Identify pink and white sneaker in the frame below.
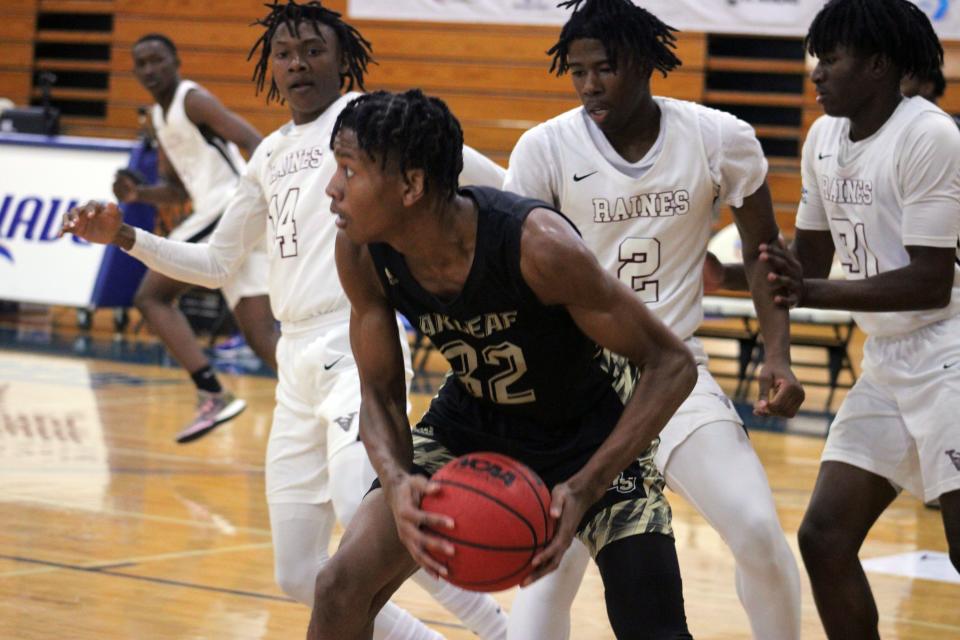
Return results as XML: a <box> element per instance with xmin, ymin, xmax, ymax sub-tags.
<box><xmin>175</xmin><ymin>390</ymin><xmax>246</xmax><ymax>444</ymax></box>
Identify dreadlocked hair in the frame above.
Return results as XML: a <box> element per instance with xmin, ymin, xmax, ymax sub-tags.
<box><xmin>249</xmin><ymin>0</ymin><xmax>373</xmax><ymax>103</ymax></box>
<box><xmin>806</xmin><ymin>0</ymin><xmax>943</xmax><ymax>79</ymax></box>
<box><xmin>331</xmin><ymin>90</ymin><xmax>464</xmax><ymax>202</ymax></box>
<box><xmin>548</xmin><ymin>0</ymin><xmax>681</xmax><ymax>77</ymax></box>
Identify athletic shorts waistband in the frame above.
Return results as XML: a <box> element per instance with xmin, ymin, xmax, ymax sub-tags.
<box><xmin>280</xmin><ymin>307</ymin><xmax>351</xmax><ymax>337</ymax></box>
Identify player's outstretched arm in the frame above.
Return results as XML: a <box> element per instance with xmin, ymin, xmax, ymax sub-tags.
<box><xmin>61</xmin><ymin>177</ymin><xmax>265</xmax><ymax>290</ymax></box>
<box><xmin>768</xmin><ymin>235</ymin><xmax>956</xmax><ymax>312</ymax></box>
<box><xmin>184</xmin><ymin>87</ymin><xmax>262</xmax><ymax>156</ymax></box>
<box><xmin>518</xmin><ymin>208</ymin><xmax>697</xmax><ymax>583</ymax></box>
<box><xmin>732</xmin><ymin>181</ymin><xmax>804</xmax><ymax>417</ymax></box>
<box><xmin>334</xmin><ymin>232</ymin><xmax>455</xmax><ymax>578</ymax></box>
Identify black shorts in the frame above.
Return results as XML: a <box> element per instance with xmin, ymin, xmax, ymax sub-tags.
<box><xmin>370</xmin><ymin>424</ymin><xmax>673</xmax><ymax>558</ymax></box>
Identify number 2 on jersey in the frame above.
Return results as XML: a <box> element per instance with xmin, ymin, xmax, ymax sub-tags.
<box><xmin>618</xmin><ymin>237</ymin><xmax>661</xmax><ymax>302</ymax></box>
<box><xmin>269</xmin><ymin>187</ymin><xmax>299</xmax><ymax>258</ymax></box>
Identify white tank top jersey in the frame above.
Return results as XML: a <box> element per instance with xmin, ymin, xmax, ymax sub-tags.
<box><xmin>130</xmin><ymin>91</ymin><xmax>505</xmax><ymax>325</ymax></box>
<box><xmin>796</xmin><ymin>97</ymin><xmax>960</xmax><ymax>337</ymax></box>
<box><xmin>505</xmin><ymin>97</ymin><xmax>767</xmax><ymax>340</ymax></box>
<box><xmin>150</xmin><ymin>79</ymin><xmax>246</xmax><ymax>240</ymax></box>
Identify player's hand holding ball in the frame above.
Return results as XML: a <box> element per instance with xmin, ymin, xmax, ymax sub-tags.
<box><xmin>524</xmin><ymin>474</ymin><xmax>597</xmax><ymax>586</ymax></box>
<box><xmin>386</xmin><ymin>472</ymin><xmax>456</xmax><ymax>580</ymax></box>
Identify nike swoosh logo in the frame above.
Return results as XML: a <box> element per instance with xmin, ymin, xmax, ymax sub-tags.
<box><xmin>323</xmin><ymin>356</ymin><xmax>345</xmax><ymax>371</ymax></box>
<box><xmin>818</xmin><ymin>153</ymin><xmax>833</xmax><ymax>160</ymax></box>
<box><xmin>573</xmin><ymin>171</ymin><xmax>598</xmax><ymax>182</ymax></box>
<box><xmin>944</xmin><ymin>361</ymin><xmax>957</xmax><ymax>369</ymax></box>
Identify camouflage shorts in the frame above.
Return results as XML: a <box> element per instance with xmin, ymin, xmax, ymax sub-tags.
<box><xmin>411</xmin><ymin>426</ymin><xmax>673</xmax><ymax>558</ymax></box>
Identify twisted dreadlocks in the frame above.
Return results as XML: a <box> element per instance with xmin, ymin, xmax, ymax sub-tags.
<box><xmin>331</xmin><ymin>90</ymin><xmax>464</xmax><ymax>202</ymax></box>
<box><xmin>548</xmin><ymin>0</ymin><xmax>681</xmax><ymax>78</ymax></box>
<box><xmin>806</xmin><ymin>0</ymin><xmax>943</xmax><ymax>79</ymax></box>
<box><xmin>249</xmin><ymin>0</ymin><xmax>373</xmax><ymax>103</ymax></box>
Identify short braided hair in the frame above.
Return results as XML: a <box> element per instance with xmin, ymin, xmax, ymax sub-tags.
<box><xmin>331</xmin><ymin>90</ymin><xmax>463</xmax><ymax>201</ymax></box>
<box><xmin>806</xmin><ymin>0</ymin><xmax>943</xmax><ymax>78</ymax></box>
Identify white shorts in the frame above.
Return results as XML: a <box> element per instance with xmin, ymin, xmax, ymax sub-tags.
<box><xmin>169</xmin><ymin>211</ymin><xmax>269</xmax><ymax>309</ymax></box>
<box><xmin>654</xmin><ymin>337</ymin><xmax>743</xmax><ymax>472</ymax></box>
<box><xmin>266</xmin><ymin>310</ymin><xmax>412</xmax><ymax>505</ymax></box>
<box><xmin>822</xmin><ymin>314</ymin><xmax>960</xmax><ymax>503</ymax></box>
<box><xmin>220</xmin><ymin>243</ymin><xmax>269</xmax><ymax>309</ymax></box>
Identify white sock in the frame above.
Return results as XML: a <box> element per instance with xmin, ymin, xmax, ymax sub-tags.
<box><xmin>412</xmin><ymin>570</ymin><xmax>508</xmax><ymax>640</ymax></box>
<box><xmin>375</xmin><ymin>602</ymin><xmax>445</xmax><ymax>640</ymax></box>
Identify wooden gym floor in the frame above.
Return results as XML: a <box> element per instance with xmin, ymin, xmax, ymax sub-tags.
<box><xmin>0</xmin><ymin>312</ymin><xmax>957</xmax><ymax>639</ymax></box>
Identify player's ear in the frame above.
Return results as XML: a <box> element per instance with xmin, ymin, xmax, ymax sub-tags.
<box><xmin>400</xmin><ymin>168</ymin><xmax>426</xmax><ymax>207</ymax></box>
<box><xmin>868</xmin><ymin>52</ymin><xmax>891</xmax><ymax>80</ymax></box>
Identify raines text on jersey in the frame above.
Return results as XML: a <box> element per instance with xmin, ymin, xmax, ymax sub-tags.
<box><xmin>418</xmin><ymin>311</ymin><xmax>519</xmax><ymax>339</ymax></box>
<box><xmin>820</xmin><ymin>175</ymin><xmax>874</xmax><ymax>205</ymax></box>
<box><xmin>592</xmin><ymin>189</ymin><xmax>690</xmax><ymax>223</ymax></box>
<box><xmin>269</xmin><ymin>146</ymin><xmax>325</xmax><ymax>184</ymax></box>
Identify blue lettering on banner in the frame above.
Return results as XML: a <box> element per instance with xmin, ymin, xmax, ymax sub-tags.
<box><xmin>0</xmin><ymin>193</ymin><xmax>88</xmax><ymax>263</ymax></box>
<box><xmin>917</xmin><ymin>0</ymin><xmax>949</xmax><ymax>20</ymax></box>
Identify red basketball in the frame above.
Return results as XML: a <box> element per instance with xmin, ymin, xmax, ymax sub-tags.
<box><xmin>420</xmin><ymin>452</ymin><xmax>554</xmax><ymax>592</ymax></box>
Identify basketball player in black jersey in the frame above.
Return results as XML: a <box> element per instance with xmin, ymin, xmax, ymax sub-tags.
<box><xmin>306</xmin><ymin>89</ymin><xmax>698</xmax><ymax>640</ymax></box>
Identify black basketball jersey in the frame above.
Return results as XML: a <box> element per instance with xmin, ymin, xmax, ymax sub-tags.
<box><xmin>369</xmin><ymin>186</ymin><xmax>635</xmax><ymax>480</ymax></box>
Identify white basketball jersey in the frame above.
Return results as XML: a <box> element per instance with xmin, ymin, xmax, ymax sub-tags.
<box><xmin>797</xmin><ymin>97</ymin><xmax>960</xmax><ymax>337</ymax></box>
<box><xmin>151</xmin><ymin>80</ymin><xmax>246</xmax><ymax>241</ymax></box>
<box><xmin>242</xmin><ymin>92</ymin><xmax>507</xmax><ymax>324</ymax></box>
<box><xmin>506</xmin><ymin>97</ymin><xmax>766</xmax><ymax>340</ymax></box>
<box><xmin>240</xmin><ymin>92</ymin><xmax>358</xmax><ymax>322</ymax></box>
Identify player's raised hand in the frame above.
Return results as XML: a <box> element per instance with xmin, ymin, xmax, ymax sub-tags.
<box><xmin>755</xmin><ymin>360</ymin><xmax>805</xmax><ymax>417</ymax></box>
<box><xmin>385</xmin><ymin>473</ymin><xmax>455</xmax><ymax>579</ymax></box>
<box><xmin>60</xmin><ymin>201</ymin><xmax>124</xmax><ymax>244</ymax></box>
<box><xmin>760</xmin><ymin>241</ymin><xmax>805</xmax><ymax>308</ymax></box>
<box><xmin>523</xmin><ymin>480</ymin><xmax>593</xmax><ymax>586</ymax></box>
<box><xmin>112</xmin><ymin>169</ymin><xmax>141</xmax><ymax>203</ymax></box>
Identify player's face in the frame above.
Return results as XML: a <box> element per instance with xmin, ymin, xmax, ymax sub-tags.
<box><xmin>270</xmin><ymin>22</ymin><xmax>347</xmax><ymax>124</ymax></box>
<box><xmin>132</xmin><ymin>41</ymin><xmax>178</xmax><ymax>98</ymax></box>
<box><xmin>567</xmin><ymin>38</ymin><xmax>650</xmax><ymax>137</ymax></box>
<box><xmin>328</xmin><ymin>128</ymin><xmax>401</xmax><ymax>245</ymax></box>
<box><xmin>810</xmin><ymin>45</ymin><xmax>873</xmax><ymax>118</ymax></box>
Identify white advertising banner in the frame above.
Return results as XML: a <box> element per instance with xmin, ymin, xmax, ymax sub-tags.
<box><xmin>0</xmin><ymin>136</ymin><xmax>133</xmax><ymax>307</ymax></box>
<box><xmin>0</xmin><ymin>354</ymin><xmax>109</xmax><ymax>512</ymax></box>
<box><xmin>348</xmin><ymin>1</ymin><xmax>960</xmax><ymax>39</ymax></box>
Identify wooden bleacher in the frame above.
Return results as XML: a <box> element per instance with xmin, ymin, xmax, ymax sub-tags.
<box><xmin>4</xmin><ymin>1</ymin><xmax>960</xmax><ymax>226</ymax></box>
